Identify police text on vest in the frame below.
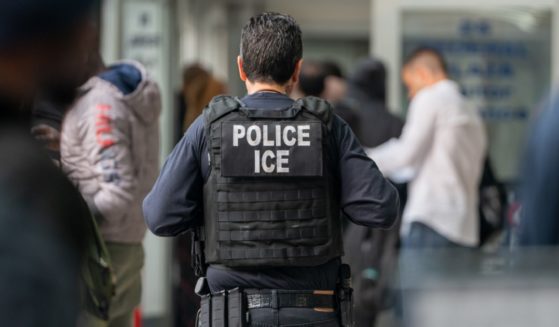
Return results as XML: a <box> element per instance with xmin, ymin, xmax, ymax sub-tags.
<box><xmin>232</xmin><ymin>124</ymin><xmax>311</xmax><ymax>174</ymax></box>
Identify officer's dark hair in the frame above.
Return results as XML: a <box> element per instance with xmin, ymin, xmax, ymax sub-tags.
<box><xmin>404</xmin><ymin>46</ymin><xmax>448</xmax><ymax>75</ymax></box>
<box><xmin>240</xmin><ymin>12</ymin><xmax>303</xmax><ymax>85</ymax></box>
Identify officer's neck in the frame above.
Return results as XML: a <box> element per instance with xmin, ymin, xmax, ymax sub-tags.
<box><xmin>246</xmin><ymin>80</ymin><xmax>289</xmax><ymax>95</ymax></box>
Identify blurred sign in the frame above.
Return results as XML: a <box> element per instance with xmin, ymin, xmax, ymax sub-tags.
<box><xmin>402</xmin><ymin>10</ymin><xmax>552</xmax><ymax>181</ymax></box>
<box><xmin>122</xmin><ymin>0</ymin><xmax>164</xmax><ymax>83</ymax></box>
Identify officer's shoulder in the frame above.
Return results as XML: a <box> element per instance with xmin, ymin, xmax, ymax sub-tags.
<box><xmin>295</xmin><ymin>96</ymin><xmax>334</xmax><ymax>125</ymax></box>
<box><xmin>203</xmin><ymin>95</ymin><xmax>242</xmax><ymax>123</ymax></box>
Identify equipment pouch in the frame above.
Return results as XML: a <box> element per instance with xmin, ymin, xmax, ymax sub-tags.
<box><xmin>338</xmin><ymin>264</ymin><xmax>355</xmax><ymax>327</ymax></box>
<box><xmin>191</xmin><ymin>228</ymin><xmax>207</xmax><ymax>277</ymax></box>
<box><xmin>211</xmin><ymin>291</ymin><xmax>227</xmax><ymax>327</ymax></box>
<box><xmin>199</xmin><ymin>294</ymin><xmax>211</xmax><ymax>327</ymax></box>
<box><xmin>228</xmin><ymin>288</ymin><xmax>247</xmax><ymax>327</ymax></box>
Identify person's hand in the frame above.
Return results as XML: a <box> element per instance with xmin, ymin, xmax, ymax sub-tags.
<box><xmin>31</xmin><ymin>124</ymin><xmax>61</xmax><ymax>152</ymax></box>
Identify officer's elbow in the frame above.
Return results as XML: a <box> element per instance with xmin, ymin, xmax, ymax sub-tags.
<box><xmin>378</xmin><ymin>189</ymin><xmax>401</xmax><ymax>229</ymax></box>
<box><xmin>143</xmin><ymin>197</ymin><xmax>163</xmax><ymax>235</ymax></box>
<box><xmin>379</xmin><ymin>206</ymin><xmax>399</xmax><ymax>229</ymax></box>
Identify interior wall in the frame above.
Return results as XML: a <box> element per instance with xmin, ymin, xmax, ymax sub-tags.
<box><xmin>177</xmin><ymin>0</ymin><xmax>371</xmax><ymax>96</ymax></box>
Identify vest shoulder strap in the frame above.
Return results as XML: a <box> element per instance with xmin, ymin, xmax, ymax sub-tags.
<box><xmin>294</xmin><ymin>96</ymin><xmax>334</xmax><ymax>129</ymax></box>
<box><xmin>203</xmin><ymin>95</ymin><xmax>243</xmax><ymax>125</ymax></box>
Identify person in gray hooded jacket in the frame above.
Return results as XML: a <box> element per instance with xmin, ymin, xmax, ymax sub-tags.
<box><xmin>61</xmin><ymin>55</ymin><xmax>161</xmax><ymax>327</ymax></box>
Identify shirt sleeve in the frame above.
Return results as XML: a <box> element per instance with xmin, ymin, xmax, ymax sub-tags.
<box><xmin>143</xmin><ymin>116</ymin><xmax>206</xmax><ymax>236</ymax></box>
<box><xmin>334</xmin><ymin>116</ymin><xmax>400</xmax><ymax>228</ymax></box>
<box><xmin>366</xmin><ymin>92</ymin><xmax>437</xmax><ymax>178</ymax></box>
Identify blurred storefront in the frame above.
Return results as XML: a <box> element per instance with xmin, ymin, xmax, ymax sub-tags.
<box><xmin>373</xmin><ymin>0</ymin><xmax>559</xmax><ymax>183</ymax></box>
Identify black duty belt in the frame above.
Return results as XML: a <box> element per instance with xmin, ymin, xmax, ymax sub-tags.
<box><xmin>196</xmin><ymin>281</ymin><xmax>346</xmax><ymax>326</ymax></box>
<box><xmin>244</xmin><ymin>289</ymin><xmax>336</xmax><ymax>311</ymax></box>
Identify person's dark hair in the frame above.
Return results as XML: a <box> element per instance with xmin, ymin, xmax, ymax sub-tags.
<box><xmin>240</xmin><ymin>12</ymin><xmax>303</xmax><ymax>85</ymax></box>
<box><xmin>404</xmin><ymin>46</ymin><xmax>448</xmax><ymax>75</ymax></box>
<box><xmin>321</xmin><ymin>61</ymin><xmax>344</xmax><ymax>79</ymax></box>
<box><xmin>349</xmin><ymin>58</ymin><xmax>387</xmax><ymax>104</ymax></box>
<box><xmin>298</xmin><ymin>61</ymin><xmax>327</xmax><ymax>97</ymax></box>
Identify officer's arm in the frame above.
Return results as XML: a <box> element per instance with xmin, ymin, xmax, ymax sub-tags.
<box><xmin>335</xmin><ymin>116</ymin><xmax>400</xmax><ymax>228</ymax></box>
<box><xmin>143</xmin><ymin>117</ymin><xmax>205</xmax><ymax>236</ymax></box>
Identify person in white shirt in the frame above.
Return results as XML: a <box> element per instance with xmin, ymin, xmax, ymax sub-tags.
<box><xmin>367</xmin><ymin>47</ymin><xmax>487</xmax><ymax>248</ymax></box>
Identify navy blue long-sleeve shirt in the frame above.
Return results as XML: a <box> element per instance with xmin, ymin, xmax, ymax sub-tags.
<box><xmin>143</xmin><ymin>92</ymin><xmax>399</xmax><ymax>291</ymax></box>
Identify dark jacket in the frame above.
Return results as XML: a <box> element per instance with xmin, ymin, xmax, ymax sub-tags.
<box><xmin>0</xmin><ymin>100</ymin><xmax>90</xmax><ymax>326</ymax></box>
<box><xmin>340</xmin><ymin>59</ymin><xmax>405</xmax><ymax>322</ymax></box>
<box><xmin>340</xmin><ymin>57</ymin><xmax>404</xmax><ymax>147</ymax></box>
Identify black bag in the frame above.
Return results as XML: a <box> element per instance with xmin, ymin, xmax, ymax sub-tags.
<box><xmin>478</xmin><ymin>158</ymin><xmax>507</xmax><ymax>246</ymax></box>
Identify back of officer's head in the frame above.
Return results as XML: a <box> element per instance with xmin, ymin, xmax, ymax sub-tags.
<box><xmin>240</xmin><ymin>12</ymin><xmax>303</xmax><ymax>85</ymax></box>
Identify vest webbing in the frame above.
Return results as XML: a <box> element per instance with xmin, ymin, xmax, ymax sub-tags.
<box><xmin>201</xmin><ymin>95</ymin><xmax>343</xmax><ymax>267</ymax></box>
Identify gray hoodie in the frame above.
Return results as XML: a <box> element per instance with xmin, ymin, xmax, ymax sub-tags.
<box><xmin>61</xmin><ymin>61</ymin><xmax>161</xmax><ymax>243</ymax></box>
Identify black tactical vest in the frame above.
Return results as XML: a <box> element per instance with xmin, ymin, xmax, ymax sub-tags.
<box><xmin>202</xmin><ymin>95</ymin><xmax>343</xmax><ymax>267</ymax></box>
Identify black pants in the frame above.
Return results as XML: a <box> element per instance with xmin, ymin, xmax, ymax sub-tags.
<box><xmin>249</xmin><ymin>307</ymin><xmax>340</xmax><ymax>327</ymax></box>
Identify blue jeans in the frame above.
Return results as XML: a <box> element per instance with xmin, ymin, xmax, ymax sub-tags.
<box><xmin>402</xmin><ymin>222</ymin><xmax>462</xmax><ymax>249</ymax></box>
<box><xmin>249</xmin><ymin>308</ymin><xmax>340</xmax><ymax>327</ymax></box>
<box><xmin>398</xmin><ymin>222</ymin><xmax>470</xmax><ymax>326</ymax></box>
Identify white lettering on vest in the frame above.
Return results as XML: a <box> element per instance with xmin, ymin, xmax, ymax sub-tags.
<box><xmin>254</xmin><ymin>150</ymin><xmax>261</xmax><ymax>173</ymax></box>
<box><xmin>235</xmin><ymin>124</ymin><xmax>316</xmax><ymax>174</ymax></box>
<box><xmin>246</xmin><ymin>125</ymin><xmax>262</xmax><ymax>146</ymax></box>
<box><xmin>283</xmin><ymin>126</ymin><xmax>297</xmax><ymax>146</ymax></box>
<box><xmin>277</xmin><ymin>150</ymin><xmax>290</xmax><ymax>173</ymax></box>
<box><xmin>298</xmin><ymin>125</ymin><xmax>311</xmax><ymax>146</ymax></box>
<box><xmin>263</xmin><ymin>125</ymin><xmax>274</xmax><ymax>146</ymax></box>
<box><xmin>233</xmin><ymin>125</ymin><xmax>245</xmax><ymax>147</ymax></box>
<box><xmin>261</xmin><ymin>150</ymin><xmax>276</xmax><ymax>173</ymax></box>
<box><xmin>276</xmin><ymin>125</ymin><xmax>282</xmax><ymax>147</ymax></box>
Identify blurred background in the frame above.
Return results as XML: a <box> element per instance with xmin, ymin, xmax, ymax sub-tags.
<box><xmin>92</xmin><ymin>0</ymin><xmax>559</xmax><ymax>325</ymax></box>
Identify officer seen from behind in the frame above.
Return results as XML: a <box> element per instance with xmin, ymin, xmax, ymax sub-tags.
<box><xmin>143</xmin><ymin>12</ymin><xmax>399</xmax><ymax>326</ymax></box>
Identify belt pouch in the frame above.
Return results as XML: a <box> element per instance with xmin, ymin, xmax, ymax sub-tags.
<box><xmin>227</xmin><ymin>288</ymin><xmax>246</xmax><ymax>327</ymax></box>
<box><xmin>200</xmin><ymin>294</ymin><xmax>211</xmax><ymax>326</ymax></box>
<box><xmin>212</xmin><ymin>291</ymin><xmax>227</xmax><ymax>327</ymax></box>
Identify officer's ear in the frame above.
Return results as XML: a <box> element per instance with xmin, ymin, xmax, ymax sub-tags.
<box><xmin>291</xmin><ymin>59</ymin><xmax>303</xmax><ymax>84</ymax></box>
<box><xmin>237</xmin><ymin>56</ymin><xmax>248</xmax><ymax>82</ymax></box>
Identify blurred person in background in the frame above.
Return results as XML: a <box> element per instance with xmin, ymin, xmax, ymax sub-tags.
<box><xmin>297</xmin><ymin>60</ymin><xmax>325</xmax><ymax>96</ymax></box>
<box><xmin>174</xmin><ymin>64</ymin><xmax>225</xmax><ymax>327</ymax></box>
<box><xmin>343</xmin><ymin>58</ymin><xmax>404</xmax><ymax>148</ymax></box>
<box><xmin>176</xmin><ymin>64</ymin><xmax>226</xmax><ymax>141</ymax></box>
<box><xmin>367</xmin><ymin>47</ymin><xmax>487</xmax><ymax>249</ymax></box>
<box><xmin>518</xmin><ymin>96</ymin><xmax>559</xmax><ymax>245</ymax></box>
<box><xmin>144</xmin><ymin>12</ymin><xmax>399</xmax><ymax>326</ymax></box>
<box><xmin>0</xmin><ymin>0</ymin><xmax>99</xmax><ymax>325</ymax></box>
<box><xmin>341</xmin><ymin>58</ymin><xmax>405</xmax><ymax>327</ymax></box>
<box><xmin>322</xmin><ymin>61</ymin><xmax>348</xmax><ymax>105</ymax></box>
<box><xmin>31</xmin><ymin>100</ymin><xmax>65</xmax><ymax>163</ymax></box>
<box><xmin>298</xmin><ymin>60</ymin><xmax>361</xmax><ymax>133</ymax></box>
<box><xmin>61</xmin><ymin>51</ymin><xmax>161</xmax><ymax>326</ymax></box>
